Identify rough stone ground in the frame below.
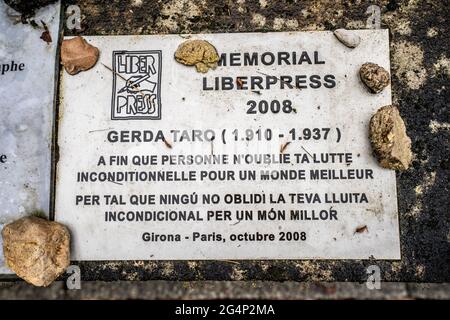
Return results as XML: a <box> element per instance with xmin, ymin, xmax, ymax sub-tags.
<box><xmin>0</xmin><ymin>280</ymin><xmax>449</xmax><ymax>299</ymax></box>
<box><xmin>57</xmin><ymin>0</ymin><xmax>450</xmax><ymax>284</ymax></box>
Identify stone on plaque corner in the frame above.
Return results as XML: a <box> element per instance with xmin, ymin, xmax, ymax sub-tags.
<box><xmin>359</xmin><ymin>62</ymin><xmax>391</xmax><ymax>94</ymax></box>
<box><xmin>369</xmin><ymin>105</ymin><xmax>412</xmax><ymax>171</ymax></box>
<box><xmin>61</xmin><ymin>36</ymin><xmax>100</xmax><ymax>75</ymax></box>
<box><xmin>174</xmin><ymin>39</ymin><xmax>219</xmax><ymax>73</ymax></box>
<box><xmin>333</xmin><ymin>29</ymin><xmax>361</xmax><ymax>48</ymax></box>
<box><xmin>1</xmin><ymin>216</ymin><xmax>70</xmax><ymax>287</ymax></box>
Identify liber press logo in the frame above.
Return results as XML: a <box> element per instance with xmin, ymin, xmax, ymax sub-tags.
<box><xmin>111</xmin><ymin>50</ymin><xmax>162</xmax><ymax>120</ymax></box>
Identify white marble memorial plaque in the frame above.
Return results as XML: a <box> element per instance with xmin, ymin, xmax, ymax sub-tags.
<box><xmin>0</xmin><ymin>1</ymin><xmax>61</xmax><ymax>273</ymax></box>
<box><xmin>56</xmin><ymin>30</ymin><xmax>400</xmax><ymax>260</ymax></box>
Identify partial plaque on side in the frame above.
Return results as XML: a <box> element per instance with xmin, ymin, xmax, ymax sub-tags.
<box><xmin>56</xmin><ymin>30</ymin><xmax>400</xmax><ymax>260</ymax></box>
<box><xmin>0</xmin><ymin>1</ymin><xmax>61</xmax><ymax>273</ymax></box>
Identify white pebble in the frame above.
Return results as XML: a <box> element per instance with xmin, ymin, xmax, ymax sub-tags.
<box><xmin>333</xmin><ymin>29</ymin><xmax>361</xmax><ymax>48</ymax></box>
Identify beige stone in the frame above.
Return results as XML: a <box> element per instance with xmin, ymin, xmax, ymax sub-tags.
<box><xmin>61</xmin><ymin>36</ymin><xmax>99</xmax><ymax>75</ymax></box>
<box><xmin>360</xmin><ymin>62</ymin><xmax>390</xmax><ymax>94</ymax></box>
<box><xmin>369</xmin><ymin>105</ymin><xmax>412</xmax><ymax>171</ymax></box>
<box><xmin>2</xmin><ymin>216</ymin><xmax>70</xmax><ymax>287</ymax></box>
<box><xmin>174</xmin><ymin>40</ymin><xmax>219</xmax><ymax>73</ymax></box>
<box><xmin>333</xmin><ymin>29</ymin><xmax>361</xmax><ymax>48</ymax></box>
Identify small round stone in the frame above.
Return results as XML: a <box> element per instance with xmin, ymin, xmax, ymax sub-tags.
<box><xmin>174</xmin><ymin>40</ymin><xmax>219</xmax><ymax>73</ymax></box>
<box><xmin>333</xmin><ymin>29</ymin><xmax>361</xmax><ymax>48</ymax></box>
<box><xmin>359</xmin><ymin>62</ymin><xmax>391</xmax><ymax>94</ymax></box>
